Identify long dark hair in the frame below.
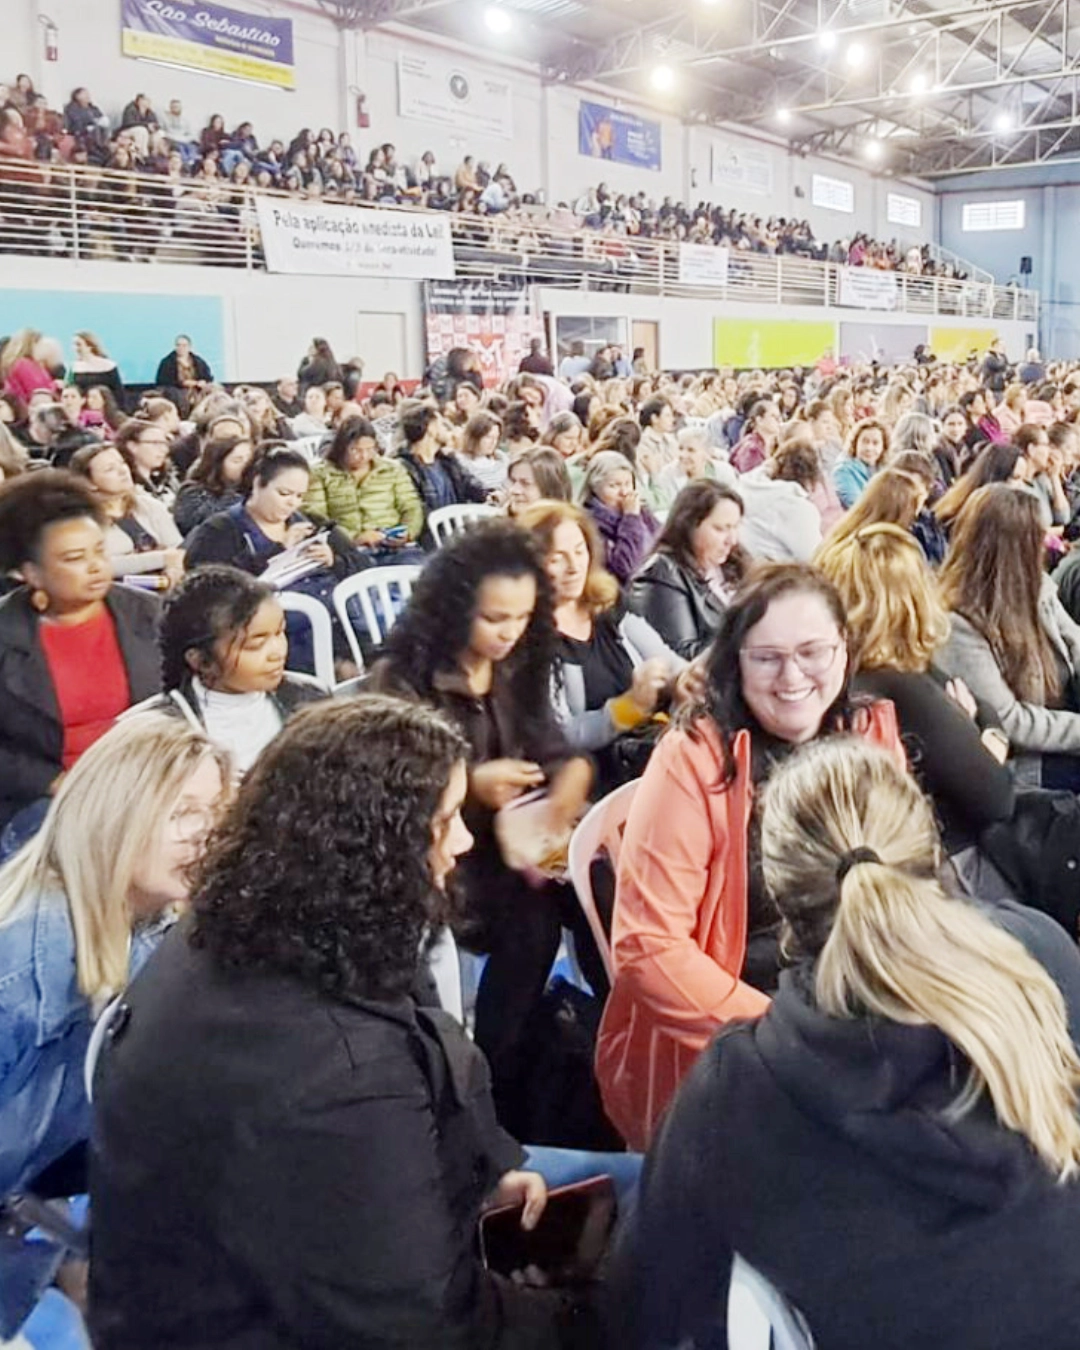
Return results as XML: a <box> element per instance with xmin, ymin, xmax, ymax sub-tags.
<box><xmin>381</xmin><ymin>519</ymin><xmax>559</xmax><ymax>739</ymax></box>
<box><xmin>188</xmin><ymin>434</ymin><xmax>251</xmax><ymax>495</ymax></box>
<box><xmin>939</xmin><ymin>484</ymin><xmax>1059</xmax><ymax>703</ymax></box>
<box><xmin>324</xmin><ymin>415</ymin><xmax>377</xmax><ymax>470</ymax></box>
<box><xmin>654</xmin><ymin>480</ymin><xmax>749</xmax><ymax>586</ymax></box>
<box><xmin>691</xmin><ymin>563</ymin><xmax>861</xmax><ymax>784</ymax></box>
<box><xmin>189</xmin><ymin>696</ymin><xmax>469</xmax><ymax>1001</ymax></box>
<box><xmin>160</xmin><ymin>565</ymin><xmax>274</xmax><ymax>690</ymax></box>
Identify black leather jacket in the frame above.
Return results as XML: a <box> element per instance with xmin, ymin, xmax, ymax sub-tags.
<box><xmin>626</xmin><ymin>552</ymin><xmax>726</xmax><ymax>660</ymax></box>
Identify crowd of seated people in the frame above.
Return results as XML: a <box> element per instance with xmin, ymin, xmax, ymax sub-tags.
<box><xmin>0</xmin><ymin>72</ymin><xmax>961</xmax><ymax>278</ymax></box>
<box><xmin>9</xmin><ymin>318</ymin><xmax>1080</xmax><ymax>1344</ymax></box>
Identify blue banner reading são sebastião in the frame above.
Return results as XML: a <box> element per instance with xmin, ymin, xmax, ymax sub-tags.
<box><xmin>578</xmin><ymin>100</ymin><xmax>662</xmax><ymax>171</ymax></box>
<box><xmin>121</xmin><ymin>0</ymin><xmax>295</xmax><ymax>89</ymax></box>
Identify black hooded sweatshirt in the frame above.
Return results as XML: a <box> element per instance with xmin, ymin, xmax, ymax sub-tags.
<box><xmin>608</xmin><ymin>897</ymin><xmax>1080</xmax><ymax>1350</ymax></box>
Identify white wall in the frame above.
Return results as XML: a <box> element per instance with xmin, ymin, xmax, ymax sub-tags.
<box><xmin>0</xmin><ymin>253</ymin><xmax>1024</xmax><ymax>378</ymax></box>
<box><xmin>8</xmin><ymin>0</ymin><xmax>345</xmax><ymax>144</ymax></box>
<box><xmin>356</xmin><ymin>29</ymin><xmax>545</xmax><ymax>197</ymax></box>
<box><xmin>685</xmin><ymin>124</ymin><xmax>936</xmax><ymax>248</ymax></box>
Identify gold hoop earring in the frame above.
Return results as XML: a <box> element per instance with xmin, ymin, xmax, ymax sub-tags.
<box><xmin>30</xmin><ymin>589</ymin><xmax>50</xmax><ymax>614</ymax></box>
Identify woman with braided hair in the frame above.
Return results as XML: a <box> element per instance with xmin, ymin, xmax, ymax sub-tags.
<box><xmin>130</xmin><ymin>565</ymin><xmax>324</xmax><ymax>775</ymax></box>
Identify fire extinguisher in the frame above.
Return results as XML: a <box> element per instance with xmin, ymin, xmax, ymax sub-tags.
<box><xmin>355</xmin><ymin>91</ymin><xmax>370</xmax><ymax>129</ymax></box>
<box><xmin>42</xmin><ymin>16</ymin><xmax>59</xmax><ymax>62</ymax></box>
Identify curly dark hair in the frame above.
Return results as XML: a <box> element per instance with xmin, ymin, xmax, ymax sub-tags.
<box><xmin>654</xmin><ymin>480</ymin><xmax>749</xmax><ymax>588</ymax></box>
<box><xmin>161</xmin><ymin>565</ymin><xmax>275</xmax><ymax>690</ymax></box>
<box><xmin>0</xmin><ymin>468</ymin><xmax>105</xmax><ymax>570</ymax></box>
<box><xmin>381</xmin><ymin>518</ymin><xmax>558</xmax><ymax>741</ymax></box>
<box><xmin>690</xmin><ymin>562</ymin><xmax>865</xmax><ymax>785</ymax></box>
<box><xmin>189</xmin><ymin>695</ymin><xmax>469</xmax><ymax>1001</ymax></box>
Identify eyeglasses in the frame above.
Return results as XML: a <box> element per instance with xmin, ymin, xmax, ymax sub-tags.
<box><xmin>168</xmin><ymin>804</ymin><xmax>217</xmax><ymax>842</ymax></box>
<box><xmin>740</xmin><ymin>640</ymin><xmax>843</xmax><ymax>679</ymax></box>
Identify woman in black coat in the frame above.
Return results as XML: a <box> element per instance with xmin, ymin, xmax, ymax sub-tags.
<box><xmin>90</xmin><ymin>696</ymin><xmax>579</xmax><ymax>1350</ymax></box>
<box><xmin>611</xmin><ymin>736</ymin><xmax>1080</xmax><ymax>1350</ymax></box>
<box><xmin>0</xmin><ymin>472</ymin><xmax>160</xmax><ymax>838</ymax></box>
<box><xmin>627</xmin><ymin>480</ymin><xmax>748</xmax><ymax>659</ymax></box>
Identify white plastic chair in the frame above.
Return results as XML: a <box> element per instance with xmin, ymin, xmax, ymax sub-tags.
<box><xmin>279</xmin><ymin>591</ymin><xmax>336</xmax><ymax>689</ymax></box>
<box><xmin>728</xmin><ymin>1255</ymin><xmax>815</xmax><ymax>1350</ymax></box>
<box><xmin>85</xmin><ymin>996</ymin><xmax>124</xmax><ymax>1103</ymax></box>
<box><xmin>566</xmin><ymin>778</ymin><xmax>640</xmax><ymax>983</ymax></box>
<box><xmin>332</xmin><ymin>564</ymin><xmax>423</xmax><ymax>667</ymax></box>
<box><xmin>427</xmin><ymin>502</ymin><xmax>499</xmax><ymax>548</ymax></box>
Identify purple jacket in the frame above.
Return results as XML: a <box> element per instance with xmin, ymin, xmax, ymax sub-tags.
<box><xmin>587</xmin><ymin>498</ymin><xmax>659</xmax><ymax>584</ymax></box>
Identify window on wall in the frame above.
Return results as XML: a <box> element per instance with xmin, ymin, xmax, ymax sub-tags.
<box><xmin>962</xmin><ymin>200</ymin><xmax>1026</xmax><ymax>231</ymax></box>
<box><xmin>811</xmin><ymin>173</ymin><xmax>854</xmax><ymax>213</ymax></box>
<box><xmin>886</xmin><ymin>192</ymin><xmax>922</xmax><ymax>228</ymax></box>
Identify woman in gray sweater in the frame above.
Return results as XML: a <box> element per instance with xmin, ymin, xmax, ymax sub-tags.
<box><xmin>937</xmin><ymin>483</ymin><xmax>1080</xmax><ymax>788</ymax></box>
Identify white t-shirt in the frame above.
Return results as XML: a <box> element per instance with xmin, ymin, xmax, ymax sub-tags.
<box><xmin>192</xmin><ymin>678</ymin><xmax>283</xmax><ymax>775</ymax></box>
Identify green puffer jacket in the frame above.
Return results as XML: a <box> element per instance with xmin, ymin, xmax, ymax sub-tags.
<box><xmin>302</xmin><ymin>458</ymin><xmax>424</xmax><ymax>540</ymax></box>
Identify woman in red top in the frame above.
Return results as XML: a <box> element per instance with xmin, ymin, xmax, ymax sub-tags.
<box><xmin>0</xmin><ymin>471</ymin><xmax>160</xmax><ymax>844</ymax></box>
<box><xmin>0</xmin><ymin>329</ymin><xmax>59</xmax><ymax>407</ymax></box>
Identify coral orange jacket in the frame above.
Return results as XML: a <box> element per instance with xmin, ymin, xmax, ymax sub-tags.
<box><xmin>596</xmin><ymin>701</ymin><xmax>904</xmax><ymax>1150</ymax></box>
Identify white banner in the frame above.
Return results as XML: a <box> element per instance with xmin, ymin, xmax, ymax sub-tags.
<box><xmin>397</xmin><ymin>52</ymin><xmax>513</xmax><ymax>139</ymax></box>
<box><xmin>255</xmin><ymin>198</ymin><xmax>455</xmax><ymax>280</ymax></box>
<box><xmin>837</xmin><ymin>266</ymin><xmax>898</xmax><ymax>311</ymax></box>
<box><xmin>709</xmin><ymin>140</ymin><xmax>774</xmax><ymax>197</ymax></box>
<box><xmin>678</xmin><ymin>243</ymin><xmax>730</xmax><ymax>288</ymax></box>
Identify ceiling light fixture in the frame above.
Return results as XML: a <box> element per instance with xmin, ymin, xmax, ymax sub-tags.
<box><xmin>864</xmin><ymin>137</ymin><xmax>883</xmax><ymax>160</ymax></box>
<box><xmin>650</xmin><ymin>63</ymin><xmax>676</xmax><ymax>92</ymax></box>
<box><xmin>909</xmin><ymin>71</ymin><xmax>929</xmax><ymax>94</ymax></box>
<box><xmin>993</xmin><ymin>109</ymin><xmax>1014</xmax><ymax>133</ymax></box>
<box><xmin>818</xmin><ymin>29</ymin><xmax>837</xmax><ymax>51</ymax></box>
<box><xmin>484</xmin><ymin>4</ymin><xmax>512</xmax><ymax>33</ymax></box>
<box><xmin>776</xmin><ymin>106</ymin><xmax>792</xmax><ymax>125</ymax></box>
<box><xmin>845</xmin><ymin>40</ymin><xmax>867</xmax><ymax>67</ymax></box>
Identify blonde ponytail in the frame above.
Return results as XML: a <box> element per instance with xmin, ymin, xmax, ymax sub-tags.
<box><xmin>761</xmin><ymin>736</ymin><xmax>1080</xmax><ymax>1182</ymax></box>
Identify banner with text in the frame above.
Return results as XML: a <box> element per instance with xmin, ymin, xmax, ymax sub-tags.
<box><xmin>678</xmin><ymin>243</ymin><xmax>730</xmax><ymax>288</ymax></box>
<box><xmin>709</xmin><ymin>140</ymin><xmax>774</xmax><ymax>197</ymax></box>
<box><xmin>578</xmin><ymin>100</ymin><xmax>662</xmax><ymax>171</ymax></box>
<box><xmin>121</xmin><ymin>0</ymin><xmax>295</xmax><ymax>89</ymax></box>
<box><xmin>397</xmin><ymin>52</ymin><xmax>513</xmax><ymax>139</ymax></box>
<box><xmin>255</xmin><ymin>199</ymin><xmax>455</xmax><ymax>280</ymax></box>
<box><xmin>837</xmin><ymin>267</ymin><xmax>899</xmax><ymax>311</ymax></box>
<box><xmin>424</xmin><ymin>279</ymin><xmax>542</xmax><ymax>388</ymax></box>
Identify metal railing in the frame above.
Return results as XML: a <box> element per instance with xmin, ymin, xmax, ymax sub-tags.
<box><xmin>0</xmin><ymin>161</ymin><xmax>1039</xmax><ymax>324</ymax></box>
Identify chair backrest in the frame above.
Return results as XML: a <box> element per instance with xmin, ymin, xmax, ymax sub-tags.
<box><xmin>427</xmin><ymin>502</ymin><xmax>499</xmax><ymax>548</ymax></box>
<box><xmin>728</xmin><ymin>1255</ymin><xmax>815</xmax><ymax>1350</ymax></box>
<box><xmin>566</xmin><ymin>777</ymin><xmax>640</xmax><ymax>983</ymax></box>
<box><xmin>279</xmin><ymin>590</ymin><xmax>336</xmax><ymax>689</ymax></box>
<box><xmin>332</xmin><ymin>564</ymin><xmax>423</xmax><ymax>666</ymax></box>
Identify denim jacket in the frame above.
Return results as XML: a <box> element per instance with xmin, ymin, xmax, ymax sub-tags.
<box><xmin>0</xmin><ymin>885</ymin><xmax>170</xmax><ymax>1197</ymax></box>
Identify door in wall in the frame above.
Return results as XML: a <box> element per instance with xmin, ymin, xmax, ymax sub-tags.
<box><xmin>631</xmin><ymin>321</ymin><xmax>659</xmax><ymax>372</ymax></box>
<box><xmin>356</xmin><ymin>312</ymin><xmax>408</xmax><ymax>381</ymax></box>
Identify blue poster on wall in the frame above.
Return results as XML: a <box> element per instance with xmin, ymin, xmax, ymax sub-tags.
<box><xmin>578</xmin><ymin>100</ymin><xmax>662</xmax><ymax>171</ymax></box>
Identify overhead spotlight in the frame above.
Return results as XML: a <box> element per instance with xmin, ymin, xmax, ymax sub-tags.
<box><xmin>845</xmin><ymin>40</ymin><xmax>867</xmax><ymax>68</ymax></box>
<box><xmin>909</xmin><ymin>71</ymin><xmax>929</xmax><ymax>95</ymax></box>
<box><xmin>864</xmin><ymin>137</ymin><xmax>883</xmax><ymax>160</ymax></box>
<box><xmin>776</xmin><ymin>106</ymin><xmax>792</xmax><ymax>125</ymax></box>
<box><xmin>650</xmin><ymin>63</ymin><xmax>676</xmax><ymax>92</ymax></box>
<box><xmin>993</xmin><ymin>109</ymin><xmax>1013</xmax><ymax>133</ymax></box>
<box><xmin>818</xmin><ymin>29</ymin><xmax>838</xmax><ymax>51</ymax></box>
<box><xmin>484</xmin><ymin>4</ymin><xmax>512</xmax><ymax>32</ymax></box>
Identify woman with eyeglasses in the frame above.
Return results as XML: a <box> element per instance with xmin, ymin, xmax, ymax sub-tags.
<box><xmin>596</xmin><ymin>562</ymin><xmax>905</xmax><ymax>1150</ymax></box>
<box><xmin>0</xmin><ymin>713</ymin><xmax>227</xmax><ymax>1206</ymax></box>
